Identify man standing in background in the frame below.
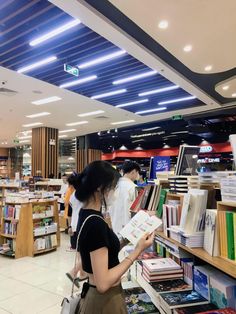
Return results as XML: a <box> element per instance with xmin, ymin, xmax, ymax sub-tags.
<box><xmin>110</xmin><ymin>161</ymin><xmax>141</xmax><ymax>238</ymax></box>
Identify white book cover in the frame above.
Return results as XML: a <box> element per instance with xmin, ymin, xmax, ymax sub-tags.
<box><xmin>203</xmin><ymin>209</ymin><xmax>219</xmax><ymax>256</ymax></box>
<box><xmin>143</xmin><ymin>258</ymin><xmax>181</xmax><ymax>272</ymax></box>
<box><xmin>119</xmin><ymin>210</ymin><xmax>162</xmax><ymax>245</ymax></box>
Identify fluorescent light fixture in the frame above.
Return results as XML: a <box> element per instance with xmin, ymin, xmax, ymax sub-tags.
<box><xmin>19</xmin><ymin>140</ymin><xmax>30</xmax><ymax>143</ymax></box>
<box><xmin>116</xmin><ymin>98</ymin><xmax>148</xmax><ymax>108</ymax></box>
<box><xmin>91</xmin><ymin>89</ymin><xmax>126</xmax><ymax>100</ymax></box>
<box><xmin>59</xmin><ymin>129</ymin><xmax>76</xmax><ymax>133</ymax></box>
<box><xmin>78</xmin><ymin>50</ymin><xmax>126</xmax><ymax>69</ymax></box>
<box><xmin>138</xmin><ymin>85</ymin><xmax>179</xmax><ymax>97</ymax></box>
<box><xmin>26</xmin><ymin>112</ymin><xmax>50</xmax><ymax>118</ymax></box>
<box><xmin>20</xmin><ymin>130</ymin><xmax>32</xmax><ymax>135</ymax></box>
<box><xmin>32</xmin><ymin>96</ymin><xmax>61</xmax><ymax>105</ymax></box>
<box><xmin>18</xmin><ymin>135</ymin><xmax>32</xmax><ymax>140</ymax></box>
<box><xmin>142</xmin><ymin>126</ymin><xmax>161</xmax><ymax>131</ymax></box>
<box><xmin>135</xmin><ymin>107</ymin><xmax>167</xmax><ymax>115</ymax></box>
<box><xmin>111</xmin><ymin>120</ymin><xmax>135</xmax><ymax>125</ymax></box>
<box><xmin>29</xmin><ymin>20</ymin><xmax>81</xmax><ymax>46</ymax></box>
<box><xmin>113</xmin><ymin>70</ymin><xmax>157</xmax><ymax>85</ymax></box>
<box><xmin>22</xmin><ymin>122</ymin><xmax>43</xmax><ymax>128</ymax></box>
<box><xmin>17</xmin><ymin>56</ymin><xmax>57</xmax><ymax>73</ymax></box>
<box><xmin>171</xmin><ymin>130</ymin><xmax>188</xmax><ymax>134</ymax></box>
<box><xmin>78</xmin><ymin>110</ymin><xmax>104</xmax><ymax>117</ymax></box>
<box><xmin>60</xmin><ymin>75</ymin><xmax>97</xmax><ymax>88</ymax></box>
<box><xmin>66</xmin><ymin>121</ymin><xmax>88</xmax><ymax>126</ymax></box>
<box><xmin>59</xmin><ymin>135</ymin><xmax>68</xmax><ymax>138</ymax></box>
<box><xmin>158</xmin><ymin>95</ymin><xmax>196</xmax><ymax>105</ymax></box>
<box><xmin>158</xmin><ymin>20</ymin><xmax>168</xmax><ymax>29</ymax></box>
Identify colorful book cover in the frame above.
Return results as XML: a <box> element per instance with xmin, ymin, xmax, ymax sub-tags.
<box><xmin>156</xmin><ymin>189</ymin><xmax>167</xmax><ymax>218</ymax></box>
<box><xmin>151</xmin><ymin>279</ymin><xmax>191</xmax><ymax>293</ymax></box>
<box><xmin>131</xmin><ymin>189</ymin><xmax>145</xmax><ymax>212</ymax></box>
<box><xmin>193</xmin><ymin>267</ymin><xmax>210</xmax><ymax>300</ymax></box>
<box><xmin>197</xmin><ymin>308</ymin><xmax>236</xmax><ymax>314</ymax></box>
<box><xmin>234</xmin><ymin>213</ymin><xmax>236</xmax><ymax>261</ymax></box>
<box><xmin>173</xmin><ymin>303</ymin><xmax>218</xmax><ymax>314</ymax></box>
<box><xmin>226</xmin><ymin>212</ymin><xmax>235</xmax><ymax>260</ymax></box>
<box><xmin>203</xmin><ymin>209</ymin><xmax>217</xmax><ymax>256</ymax></box>
<box><xmin>160</xmin><ymin>290</ymin><xmax>208</xmax><ymax>308</ymax></box>
<box><xmin>124</xmin><ymin>287</ymin><xmax>158</xmax><ymax>313</ymax></box>
<box><xmin>142</xmin><ymin>258</ymin><xmax>181</xmax><ymax>272</ymax></box>
<box><xmin>140</xmin><ymin>186</ymin><xmax>152</xmax><ymax>210</ymax></box>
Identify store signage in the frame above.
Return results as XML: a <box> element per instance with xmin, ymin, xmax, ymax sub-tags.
<box><xmin>172</xmin><ymin>115</ymin><xmax>183</xmax><ymax>121</ymax></box>
<box><xmin>200</xmin><ymin>145</ymin><xmax>213</xmax><ymax>153</ymax></box>
<box><xmin>49</xmin><ymin>139</ymin><xmax>56</xmax><ymax>146</ymax></box>
<box><xmin>64</xmin><ymin>64</ymin><xmax>79</xmax><ymax>77</ymax></box>
<box><xmin>150</xmin><ymin>156</ymin><xmax>170</xmax><ymax>179</ymax></box>
<box><xmin>197</xmin><ymin>158</ymin><xmax>220</xmax><ymax>164</ymax></box>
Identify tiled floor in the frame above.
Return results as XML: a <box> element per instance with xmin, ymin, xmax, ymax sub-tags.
<box><xmin>0</xmin><ymin>233</ymin><xmax>80</xmax><ymax>314</ymax></box>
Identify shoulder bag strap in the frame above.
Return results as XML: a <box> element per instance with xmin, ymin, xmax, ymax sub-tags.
<box><xmin>71</xmin><ymin>214</ymin><xmax>104</xmax><ymax>296</ymax></box>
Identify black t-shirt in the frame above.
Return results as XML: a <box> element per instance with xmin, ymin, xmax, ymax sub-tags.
<box><xmin>77</xmin><ymin>209</ymin><xmax>120</xmax><ymax>274</ymax></box>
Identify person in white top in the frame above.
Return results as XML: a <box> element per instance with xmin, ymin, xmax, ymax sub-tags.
<box><xmin>110</xmin><ymin>161</ymin><xmax>141</xmax><ymax>238</ymax></box>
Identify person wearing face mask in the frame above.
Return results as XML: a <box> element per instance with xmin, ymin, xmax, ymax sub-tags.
<box><xmin>109</xmin><ymin>161</ymin><xmax>141</xmax><ymax>239</ymax></box>
<box><xmin>73</xmin><ymin>160</ymin><xmax>153</xmax><ymax>313</ymax></box>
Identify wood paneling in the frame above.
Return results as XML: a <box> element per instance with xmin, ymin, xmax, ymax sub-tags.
<box><xmin>76</xmin><ymin>149</ymin><xmax>101</xmax><ymax>173</ymax></box>
<box><xmin>32</xmin><ymin>127</ymin><xmax>58</xmax><ymax>178</ymax></box>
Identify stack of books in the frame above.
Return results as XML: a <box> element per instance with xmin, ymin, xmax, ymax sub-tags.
<box><xmin>169</xmin><ymin>176</ymin><xmax>188</xmax><ymax>194</ymax></box>
<box><xmin>163</xmin><ymin>200</ymin><xmax>182</xmax><ymax>237</ymax></box>
<box><xmin>218</xmin><ymin>210</ymin><xmax>236</xmax><ymax>260</ymax></box>
<box><xmin>142</xmin><ymin>258</ymin><xmax>183</xmax><ymax>283</ymax></box>
<box><xmin>3</xmin><ymin>205</ymin><xmax>21</xmax><ymax>220</ymax></box>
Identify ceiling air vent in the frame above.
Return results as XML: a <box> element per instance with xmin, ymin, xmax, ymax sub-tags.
<box><xmin>94</xmin><ymin>116</ymin><xmax>109</xmax><ymax>120</ymax></box>
<box><xmin>0</xmin><ymin>87</ymin><xmax>18</xmax><ymax>96</ymax></box>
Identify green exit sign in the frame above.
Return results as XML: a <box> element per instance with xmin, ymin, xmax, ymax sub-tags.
<box><xmin>172</xmin><ymin>115</ymin><xmax>183</xmax><ymax>121</ymax></box>
<box><xmin>64</xmin><ymin>64</ymin><xmax>79</xmax><ymax>77</ymax></box>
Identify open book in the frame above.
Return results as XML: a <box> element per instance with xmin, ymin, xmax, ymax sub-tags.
<box><xmin>120</xmin><ymin>210</ymin><xmax>162</xmax><ymax>245</ymax></box>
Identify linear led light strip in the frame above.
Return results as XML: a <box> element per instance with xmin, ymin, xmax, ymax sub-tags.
<box><xmin>60</xmin><ymin>75</ymin><xmax>97</xmax><ymax>88</ymax></box>
<box><xmin>113</xmin><ymin>70</ymin><xmax>157</xmax><ymax>85</ymax></box>
<box><xmin>59</xmin><ymin>129</ymin><xmax>76</xmax><ymax>134</ymax></box>
<box><xmin>135</xmin><ymin>107</ymin><xmax>167</xmax><ymax>115</ymax></box>
<box><xmin>78</xmin><ymin>110</ymin><xmax>104</xmax><ymax>117</ymax></box>
<box><xmin>17</xmin><ymin>56</ymin><xmax>57</xmax><ymax>73</ymax></box>
<box><xmin>30</xmin><ymin>20</ymin><xmax>81</xmax><ymax>46</ymax></box>
<box><xmin>26</xmin><ymin>112</ymin><xmax>50</xmax><ymax>118</ymax></box>
<box><xmin>116</xmin><ymin>98</ymin><xmax>148</xmax><ymax>108</ymax></box>
<box><xmin>158</xmin><ymin>96</ymin><xmax>196</xmax><ymax>105</ymax></box>
<box><xmin>139</xmin><ymin>85</ymin><xmax>179</xmax><ymax>97</ymax></box>
<box><xmin>91</xmin><ymin>89</ymin><xmax>126</xmax><ymax>100</ymax></box>
<box><xmin>66</xmin><ymin>121</ymin><xmax>88</xmax><ymax>127</ymax></box>
<box><xmin>78</xmin><ymin>50</ymin><xmax>126</xmax><ymax>69</ymax></box>
<box><xmin>111</xmin><ymin>120</ymin><xmax>135</xmax><ymax>125</ymax></box>
<box><xmin>32</xmin><ymin>96</ymin><xmax>61</xmax><ymax>105</ymax></box>
<box><xmin>22</xmin><ymin>122</ymin><xmax>43</xmax><ymax>128</ymax></box>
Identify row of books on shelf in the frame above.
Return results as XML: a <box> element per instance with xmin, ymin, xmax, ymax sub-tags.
<box><xmin>218</xmin><ymin>210</ymin><xmax>236</xmax><ymax>260</ymax></box>
<box><xmin>2</xmin><ymin>221</ymin><xmax>17</xmax><ymax>235</ymax></box>
<box><xmin>33</xmin><ymin>222</ymin><xmax>57</xmax><ymax>236</ymax></box>
<box><xmin>32</xmin><ymin>204</ymin><xmax>54</xmax><ymax>219</ymax></box>
<box><xmin>33</xmin><ymin>234</ymin><xmax>57</xmax><ymax>251</ymax></box>
<box><xmin>2</xmin><ymin>205</ymin><xmax>21</xmax><ymax>220</ymax></box>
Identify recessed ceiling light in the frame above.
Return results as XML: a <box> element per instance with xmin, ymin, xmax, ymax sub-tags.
<box><xmin>18</xmin><ymin>135</ymin><xmax>32</xmax><ymax>140</ymax></box>
<box><xmin>26</xmin><ymin>112</ymin><xmax>51</xmax><ymax>118</ymax></box>
<box><xmin>135</xmin><ymin>107</ymin><xmax>167</xmax><ymax>115</ymax></box>
<box><xmin>60</xmin><ymin>75</ymin><xmax>97</xmax><ymax>88</ymax></box>
<box><xmin>29</xmin><ymin>20</ymin><xmax>80</xmax><ymax>46</ymax></box>
<box><xmin>32</xmin><ymin>96</ymin><xmax>61</xmax><ymax>105</ymax></box>
<box><xmin>116</xmin><ymin>98</ymin><xmax>148</xmax><ymax>108</ymax></box>
<box><xmin>138</xmin><ymin>85</ymin><xmax>179</xmax><ymax>97</ymax></box>
<box><xmin>232</xmin><ymin>93</ymin><xmax>236</xmax><ymax>97</ymax></box>
<box><xmin>158</xmin><ymin>20</ymin><xmax>168</xmax><ymax>29</ymax></box>
<box><xmin>17</xmin><ymin>56</ymin><xmax>57</xmax><ymax>73</ymax></box>
<box><xmin>113</xmin><ymin>70</ymin><xmax>157</xmax><ymax>85</ymax></box>
<box><xmin>91</xmin><ymin>89</ymin><xmax>126</xmax><ymax>100</ymax></box>
<box><xmin>78</xmin><ymin>110</ymin><xmax>104</xmax><ymax>117</ymax></box>
<box><xmin>183</xmin><ymin>45</ymin><xmax>192</xmax><ymax>52</ymax></box>
<box><xmin>66</xmin><ymin>121</ymin><xmax>88</xmax><ymax>126</ymax></box>
<box><xmin>59</xmin><ymin>134</ymin><xmax>68</xmax><ymax>138</ymax></box>
<box><xmin>59</xmin><ymin>129</ymin><xmax>77</xmax><ymax>133</ymax></box>
<box><xmin>222</xmin><ymin>85</ymin><xmax>229</xmax><ymax>90</ymax></box>
<box><xmin>111</xmin><ymin>120</ymin><xmax>135</xmax><ymax>125</ymax></box>
<box><xmin>158</xmin><ymin>95</ymin><xmax>196</xmax><ymax>105</ymax></box>
<box><xmin>204</xmin><ymin>65</ymin><xmax>212</xmax><ymax>72</ymax></box>
<box><xmin>78</xmin><ymin>50</ymin><xmax>126</xmax><ymax>69</ymax></box>
<box><xmin>22</xmin><ymin>122</ymin><xmax>43</xmax><ymax>128</ymax></box>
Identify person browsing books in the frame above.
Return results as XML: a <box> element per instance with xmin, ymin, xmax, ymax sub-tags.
<box><xmin>109</xmin><ymin>161</ymin><xmax>141</xmax><ymax>238</ymax></box>
<box><xmin>73</xmin><ymin>161</ymin><xmax>154</xmax><ymax>314</ymax></box>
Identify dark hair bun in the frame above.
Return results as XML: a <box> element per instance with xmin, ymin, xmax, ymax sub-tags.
<box><xmin>75</xmin><ymin>161</ymin><xmax>119</xmax><ymax>203</ymax></box>
<box><xmin>67</xmin><ymin>172</ymin><xmax>81</xmax><ymax>188</ymax></box>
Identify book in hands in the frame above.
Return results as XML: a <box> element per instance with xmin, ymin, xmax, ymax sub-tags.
<box><xmin>120</xmin><ymin>210</ymin><xmax>162</xmax><ymax>245</ymax></box>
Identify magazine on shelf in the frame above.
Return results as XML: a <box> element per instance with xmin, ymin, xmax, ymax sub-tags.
<box><xmin>120</xmin><ymin>210</ymin><xmax>162</xmax><ymax>245</ymax></box>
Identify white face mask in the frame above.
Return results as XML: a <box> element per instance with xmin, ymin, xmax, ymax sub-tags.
<box><xmin>105</xmin><ymin>189</ymin><xmax>118</xmax><ymax>206</ymax></box>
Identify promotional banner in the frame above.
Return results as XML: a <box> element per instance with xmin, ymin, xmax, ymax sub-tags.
<box><xmin>150</xmin><ymin>156</ymin><xmax>170</xmax><ymax>179</ymax></box>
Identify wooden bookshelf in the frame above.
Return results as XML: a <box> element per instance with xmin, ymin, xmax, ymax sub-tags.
<box><xmin>165</xmin><ymin>192</ymin><xmax>184</xmax><ymax>208</ymax></box>
<box><xmin>0</xmin><ymin>199</ymin><xmax>60</xmax><ymax>258</ymax></box>
<box><xmin>156</xmin><ymin>231</ymin><xmax>236</xmax><ymax>278</ymax></box>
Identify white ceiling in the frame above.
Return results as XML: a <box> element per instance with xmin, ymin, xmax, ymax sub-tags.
<box><xmin>216</xmin><ymin>76</ymin><xmax>236</xmax><ymax>98</ymax></box>
<box><xmin>109</xmin><ymin>0</ymin><xmax>236</xmax><ymax>74</ymax></box>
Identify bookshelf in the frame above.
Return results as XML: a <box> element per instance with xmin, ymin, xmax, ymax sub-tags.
<box><xmin>0</xmin><ymin>158</ymin><xmax>10</xmax><ymax>178</ymax></box>
<box><xmin>0</xmin><ymin>199</ymin><xmax>60</xmax><ymax>258</ymax></box>
<box><xmin>156</xmin><ymin>231</ymin><xmax>236</xmax><ymax>279</ymax></box>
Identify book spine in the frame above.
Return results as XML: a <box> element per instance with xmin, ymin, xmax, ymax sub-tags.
<box><xmin>226</xmin><ymin>212</ymin><xmax>235</xmax><ymax>260</ymax></box>
<box><xmin>234</xmin><ymin>213</ymin><xmax>236</xmax><ymax>261</ymax></box>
